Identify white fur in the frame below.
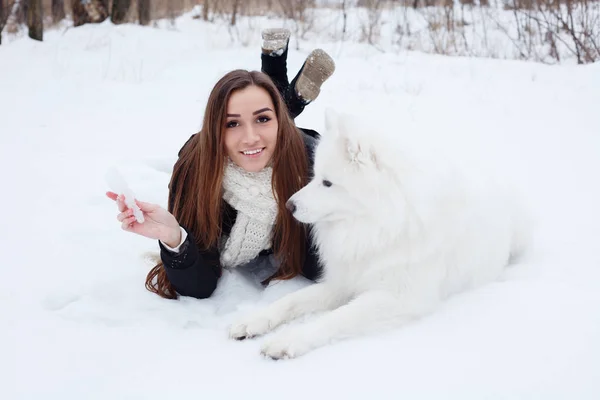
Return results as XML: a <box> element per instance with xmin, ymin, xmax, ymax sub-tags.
<box><xmin>229</xmin><ymin>109</ymin><xmax>531</xmax><ymax>359</ymax></box>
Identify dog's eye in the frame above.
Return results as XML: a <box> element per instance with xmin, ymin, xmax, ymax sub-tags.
<box><xmin>322</xmin><ymin>180</ymin><xmax>332</xmax><ymax>187</ymax></box>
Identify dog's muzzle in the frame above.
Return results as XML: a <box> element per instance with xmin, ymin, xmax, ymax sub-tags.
<box><xmin>286</xmin><ymin>199</ymin><xmax>296</xmax><ymax>214</ymax></box>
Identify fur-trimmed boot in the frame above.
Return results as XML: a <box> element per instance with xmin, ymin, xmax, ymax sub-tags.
<box><xmin>261</xmin><ymin>28</ymin><xmax>291</xmax><ymax>57</ymax></box>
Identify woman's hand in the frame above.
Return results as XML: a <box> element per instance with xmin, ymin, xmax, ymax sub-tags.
<box><xmin>106</xmin><ymin>191</ymin><xmax>182</xmax><ymax>247</ymax></box>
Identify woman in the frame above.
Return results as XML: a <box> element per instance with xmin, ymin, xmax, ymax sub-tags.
<box><xmin>106</xmin><ymin>29</ymin><xmax>335</xmax><ymax>299</ymax></box>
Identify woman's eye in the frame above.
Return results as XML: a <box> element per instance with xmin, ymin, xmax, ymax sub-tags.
<box><xmin>226</xmin><ymin>121</ymin><xmax>239</xmax><ymax>128</ymax></box>
<box><xmin>257</xmin><ymin>115</ymin><xmax>271</xmax><ymax>123</ymax></box>
<box><xmin>322</xmin><ymin>180</ymin><xmax>332</xmax><ymax>187</ymax></box>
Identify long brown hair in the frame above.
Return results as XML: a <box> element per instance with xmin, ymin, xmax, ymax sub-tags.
<box><xmin>146</xmin><ymin>70</ymin><xmax>310</xmax><ymax>299</ymax></box>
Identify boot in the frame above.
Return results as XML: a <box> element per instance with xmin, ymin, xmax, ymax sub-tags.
<box><xmin>261</xmin><ymin>28</ymin><xmax>291</xmax><ymax>56</ymax></box>
<box><xmin>292</xmin><ymin>49</ymin><xmax>336</xmax><ymax>104</ymax></box>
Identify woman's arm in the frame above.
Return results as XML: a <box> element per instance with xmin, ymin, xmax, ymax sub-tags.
<box><xmin>159</xmin><ymin>226</ymin><xmax>222</xmax><ymax>299</ymax></box>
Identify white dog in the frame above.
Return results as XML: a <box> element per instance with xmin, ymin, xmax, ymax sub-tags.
<box><xmin>229</xmin><ymin>109</ymin><xmax>530</xmax><ymax>359</ymax></box>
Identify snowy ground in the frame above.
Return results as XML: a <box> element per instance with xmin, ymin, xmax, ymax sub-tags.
<box><xmin>2</xmin><ymin>14</ymin><xmax>600</xmax><ymax>399</ymax></box>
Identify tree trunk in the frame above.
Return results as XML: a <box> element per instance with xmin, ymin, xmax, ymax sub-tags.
<box><xmin>5</xmin><ymin>0</ymin><xmax>23</xmax><ymax>33</ymax></box>
<box><xmin>341</xmin><ymin>0</ymin><xmax>347</xmax><ymax>40</ymax></box>
<box><xmin>166</xmin><ymin>0</ymin><xmax>174</xmax><ymax>21</ymax></box>
<box><xmin>231</xmin><ymin>0</ymin><xmax>239</xmax><ymax>26</ymax></box>
<box><xmin>111</xmin><ymin>0</ymin><xmax>131</xmax><ymax>24</ymax></box>
<box><xmin>0</xmin><ymin>0</ymin><xmax>4</xmax><ymax>45</ymax></box>
<box><xmin>202</xmin><ymin>0</ymin><xmax>209</xmax><ymax>21</ymax></box>
<box><xmin>71</xmin><ymin>0</ymin><xmax>86</xmax><ymax>26</ymax></box>
<box><xmin>138</xmin><ymin>0</ymin><xmax>150</xmax><ymax>25</ymax></box>
<box><xmin>27</xmin><ymin>0</ymin><xmax>43</xmax><ymax>41</ymax></box>
<box><xmin>19</xmin><ymin>0</ymin><xmax>27</xmax><ymax>25</ymax></box>
<box><xmin>52</xmin><ymin>0</ymin><xmax>65</xmax><ymax>23</ymax></box>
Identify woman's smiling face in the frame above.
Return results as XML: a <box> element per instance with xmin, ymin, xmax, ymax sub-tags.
<box><xmin>223</xmin><ymin>85</ymin><xmax>279</xmax><ymax>172</ymax></box>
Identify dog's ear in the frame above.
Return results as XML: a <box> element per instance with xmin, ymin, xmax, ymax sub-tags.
<box><xmin>341</xmin><ymin>133</ymin><xmax>379</xmax><ymax>170</ymax></box>
<box><xmin>327</xmin><ymin>110</ymin><xmax>379</xmax><ymax>169</ymax></box>
<box><xmin>342</xmin><ymin>135</ymin><xmax>360</xmax><ymax>163</ymax></box>
<box><xmin>324</xmin><ymin>108</ymin><xmax>341</xmax><ymax>138</ymax></box>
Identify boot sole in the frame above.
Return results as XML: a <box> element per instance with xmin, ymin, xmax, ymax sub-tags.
<box><xmin>295</xmin><ymin>49</ymin><xmax>336</xmax><ymax>102</ymax></box>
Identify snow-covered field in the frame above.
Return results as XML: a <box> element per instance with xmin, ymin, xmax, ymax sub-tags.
<box><xmin>1</xmin><ymin>13</ymin><xmax>599</xmax><ymax>399</ymax></box>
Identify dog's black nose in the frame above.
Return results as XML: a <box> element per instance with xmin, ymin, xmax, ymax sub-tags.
<box><xmin>286</xmin><ymin>200</ymin><xmax>296</xmax><ymax>214</ymax></box>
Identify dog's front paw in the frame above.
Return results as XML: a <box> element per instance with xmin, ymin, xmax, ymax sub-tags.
<box><xmin>260</xmin><ymin>329</ymin><xmax>313</xmax><ymax>360</ymax></box>
<box><xmin>229</xmin><ymin>313</ymin><xmax>274</xmax><ymax>340</ymax></box>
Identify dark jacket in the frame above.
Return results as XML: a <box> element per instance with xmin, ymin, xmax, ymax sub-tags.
<box><xmin>159</xmin><ymin>128</ymin><xmax>322</xmax><ymax>299</ymax></box>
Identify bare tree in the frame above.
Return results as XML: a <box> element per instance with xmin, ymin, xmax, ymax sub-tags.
<box><xmin>230</xmin><ymin>0</ymin><xmax>240</xmax><ymax>26</ymax></box>
<box><xmin>52</xmin><ymin>0</ymin><xmax>65</xmax><ymax>23</ymax></box>
<box><xmin>71</xmin><ymin>0</ymin><xmax>86</xmax><ymax>26</ymax></box>
<box><xmin>278</xmin><ymin>0</ymin><xmax>315</xmax><ymax>45</ymax></box>
<box><xmin>360</xmin><ymin>0</ymin><xmax>384</xmax><ymax>45</ymax></box>
<box><xmin>202</xmin><ymin>0</ymin><xmax>211</xmax><ymax>21</ymax></box>
<box><xmin>507</xmin><ymin>0</ymin><xmax>600</xmax><ymax>64</ymax></box>
<box><xmin>0</xmin><ymin>0</ymin><xmax>5</xmax><ymax>44</ymax></box>
<box><xmin>27</xmin><ymin>0</ymin><xmax>42</xmax><ymax>41</ymax></box>
<box><xmin>394</xmin><ymin>0</ymin><xmax>413</xmax><ymax>50</ymax></box>
<box><xmin>138</xmin><ymin>0</ymin><xmax>150</xmax><ymax>25</ymax></box>
<box><xmin>111</xmin><ymin>0</ymin><xmax>131</xmax><ymax>24</ymax></box>
<box><xmin>540</xmin><ymin>0</ymin><xmax>599</xmax><ymax>63</ymax></box>
<box><xmin>341</xmin><ymin>0</ymin><xmax>348</xmax><ymax>41</ymax></box>
<box><xmin>4</xmin><ymin>0</ymin><xmax>22</xmax><ymax>34</ymax></box>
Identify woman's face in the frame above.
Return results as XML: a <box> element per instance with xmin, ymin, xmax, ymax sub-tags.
<box><xmin>224</xmin><ymin>85</ymin><xmax>279</xmax><ymax>172</ymax></box>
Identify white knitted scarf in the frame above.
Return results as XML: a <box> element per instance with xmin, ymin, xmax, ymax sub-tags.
<box><xmin>220</xmin><ymin>159</ymin><xmax>278</xmax><ymax>268</ymax></box>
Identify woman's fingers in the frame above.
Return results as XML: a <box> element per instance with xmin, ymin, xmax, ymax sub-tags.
<box><xmin>116</xmin><ymin>195</ymin><xmax>127</xmax><ymax>212</ymax></box>
<box><xmin>110</xmin><ymin>192</ymin><xmax>160</xmax><ymax>234</ymax></box>
<box><xmin>121</xmin><ymin>216</ymin><xmax>137</xmax><ymax>230</ymax></box>
<box><xmin>110</xmin><ymin>191</ymin><xmax>152</xmax><ymax>233</ymax></box>
<box><xmin>108</xmin><ymin>192</ymin><xmax>156</xmax><ymax>216</ymax></box>
<box><xmin>117</xmin><ymin>209</ymin><xmax>133</xmax><ymax>222</ymax></box>
<box><xmin>107</xmin><ymin>191</ymin><xmax>126</xmax><ymax>212</ymax></box>
<box><xmin>107</xmin><ymin>191</ymin><xmax>126</xmax><ymax>211</ymax></box>
<box><xmin>135</xmin><ymin>199</ymin><xmax>158</xmax><ymax>213</ymax></box>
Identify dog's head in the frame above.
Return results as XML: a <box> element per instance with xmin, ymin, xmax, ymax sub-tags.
<box><xmin>287</xmin><ymin>109</ymin><xmax>400</xmax><ymax>224</ymax></box>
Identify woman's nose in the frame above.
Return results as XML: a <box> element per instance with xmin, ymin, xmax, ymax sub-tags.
<box><xmin>242</xmin><ymin>125</ymin><xmax>260</xmax><ymax>143</ymax></box>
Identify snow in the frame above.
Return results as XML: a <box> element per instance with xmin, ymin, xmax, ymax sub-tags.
<box><xmin>105</xmin><ymin>167</ymin><xmax>145</xmax><ymax>223</ymax></box>
<box><xmin>2</xmin><ymin>12</ymin><xmax>600</xmax><ymax>400</ymax></box>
